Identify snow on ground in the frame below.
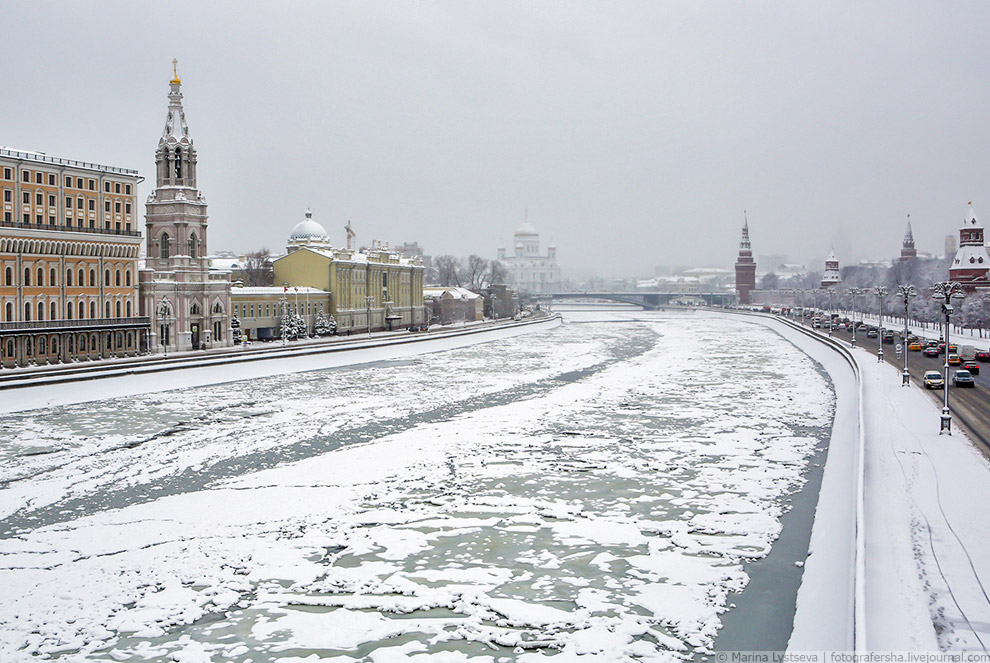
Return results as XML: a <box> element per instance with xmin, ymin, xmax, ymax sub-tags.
<box><xmin>0</xmin><ymin>312</ymin><xmax>833</xmax><ymax>660</ymax></box>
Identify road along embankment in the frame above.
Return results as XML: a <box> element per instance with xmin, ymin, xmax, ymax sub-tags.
<box><xmin>0</xmin><ymin>315</ymin><xmax>561</xmax><ymax>414</ymax></box>
<box><xmin>706</xmin><ymin>310</ymin><xmax>864</xmax><ymax>651</ymax></box>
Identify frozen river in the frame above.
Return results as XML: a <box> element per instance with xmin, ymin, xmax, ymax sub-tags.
<box><xmin>0</xmin><ymin>310</ymin><xmax>834</xmax><ymax>661</ymax></box>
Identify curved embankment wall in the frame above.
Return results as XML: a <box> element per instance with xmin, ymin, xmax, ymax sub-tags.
<box><xmin>706</xmin><ymin>310</ymin><xmax>863</xmax><ymax>651</ymax></box>
<box><xmin>0</xmin><ymin>315</ymin><xmax>562</xmax><ymax>414</ymax></box>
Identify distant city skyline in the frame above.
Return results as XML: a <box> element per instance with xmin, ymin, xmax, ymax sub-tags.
<box><xmin>4</xmin><ymin>2</ymin><xmax>990</xmax><ymax>277</ymax></box>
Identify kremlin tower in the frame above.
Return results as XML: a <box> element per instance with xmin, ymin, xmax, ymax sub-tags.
<box><xmin>734</xmin><ymin>214</ymin><xmax>756</xmax><ymax>305</ymax></box>
<box><xmin>821</xmin><ymin>249</ymin><xmax>841</xmax><ymax>287</ymax></box>
<box><xmin>948</xmin><ymin>202</ymin><xmax>990</xmax><ymax>292</ymax></box>
<box><xmin>899</xmin><ymin>216</ymin><xmax>917</xmax><ymax>262</ymax></box>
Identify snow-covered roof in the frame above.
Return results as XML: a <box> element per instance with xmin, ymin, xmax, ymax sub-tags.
<box><xmin>232</xmin><ymin>286</ymin><xmax>328</xmax><ymax>295</ymax></box>
<box><xmin>962</xmin><ymin>202</ymin><xmax>982</xmax><ymax>229</ymax></box>
<box><xmin>423</xmin><ymin>287</ymin><xmax>481</xmax><ymax>300</ymax></box>
<box><xmin>514</xmin><ymin>221</ymin><xmax>538</xmax><ymax>236</ymax></box>
<box><xmin>289</xmin><ymin>209</ymin><xmax>330</xmax><ymax>241</ymax></box>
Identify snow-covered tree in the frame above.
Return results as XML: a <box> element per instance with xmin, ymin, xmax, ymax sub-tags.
<box><xmin>314</xmin><ymin>310</ymin><xmax>337</xmax><ymax>336</ymax></box>
<box><xmin>231</xmin><ymin>314</ymin><xmax>243</xmax><ymax>344</ymax></box>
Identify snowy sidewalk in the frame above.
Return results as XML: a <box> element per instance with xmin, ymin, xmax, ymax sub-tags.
<box><xmin>856</xmin><ymin>345</ymin><xmax>990</xmax><ymax>650</ymax></box>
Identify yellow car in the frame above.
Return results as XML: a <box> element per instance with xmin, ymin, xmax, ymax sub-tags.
<box><xmin>908</xmin><ymin>341</ymin><xmax>923</xmax><ymax>351</ymax></box>
<box><xmin>947</xmin><ymin>353</ymin><xmax>961</xmax><ymax>365</ymax></box>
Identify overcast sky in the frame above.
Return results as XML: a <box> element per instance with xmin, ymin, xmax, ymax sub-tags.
<box><xmin>4</xmin><ymin>1</ymin><xmax>990</xmax><ymax>278</ymax></box>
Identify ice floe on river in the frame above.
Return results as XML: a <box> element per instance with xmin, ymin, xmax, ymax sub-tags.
<box><xmin>0</xmin><ymin>312</ymin><xmax>833</xmax><ymax>660</ymax></box>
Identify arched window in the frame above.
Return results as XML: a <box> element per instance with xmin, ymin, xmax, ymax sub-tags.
<box><xmin>115</xmin><ymin>301</ymin><xmax>122</xmax><ymax>317</ymax></box>
<box><xmin>37</xmin><ymin>302</ymin><xmax>43</xmax><ymax>320</ymax></box>
<box><xmin>174</xmin><ymin>148</ymin><xmax>182</xmax><ymax>178</ymax></box>
<box><xmin>105</xmin><ymin>301</ymin><xmax>111</xmax><ymax>318</ymax></box>
<box><xmin>125</xmin><ymin>270</ymin><xmax>131</xmax><ymax>286</ymax></box>
<box><xmin>37</xmin><ymin>267</ymin><xmax>43</xmax><ymax>285</ymax></box>
<box><xmin>79</xmin><ymin>335</ymin><xmax>86</xmax><ymax>352</ymax></box>
<box><xmin>50</xmin><ymin>302</ymin><xmax>57</xmax><ymax>320</ymax></box>
<box><xmin>104</xmin><ymin>270</ymin><xmax>110</xmax><ymax>286</ymax></box>
<box><xmin>23</xmin><ymin>303</ymin><xmax>30</xmax><ymax>321</ymax></box>
<box><xmin>67</xmin><ymin>302</ymin><xmax>73</xmax><ymax>319</ymax></box>
<box><xmin>115</xmin><ymin>270</ymin><xmax>121</xmax><ymax>286</ymax></box>
<box><xmin>160</xmin><ymin>233</ymin><xmax>170</xmax><ymax>259</ymax></box>
<box><xmin>90</xmin><ymin>269</ymin><xmax>96</xmax><ymax>286</ymax></box>
<box><xmin>191</xmin><ymin>302</ymin><xmax>200</xmax><ymax>315</ymax></box>
<box><xmin>126</xmin><ymin>331</ymin><xmax>133</xmax><ymax>348</ymax></box>
<box><xmin>23</xmin><ymin>268</ymin><xmax>30</xmax><ymax>286</ymax></box>
<box><xmin>188</xmin><ymin>233</ymin><xmax>197</xmax><ymax>259</ymax></box>
<box><xmin>4</xmin><ymin>267</ymin><xmax>11</xmax><ymax>286</ymax></box>
<box><xmin>78</xmin><ymin>268</ymin><xmax>84</xmax><ymax>286</ymax></box>
<box><xmin>50</xmin><ymin>268</ymin><xmax>56</xmax><ymax>286</ymax></box>
<box><xmin>25</xmin><ymin>338</ymin><xmax>32</xmax><ymax>357</ymax></box>
<box><xmin>126</xmin><ymin>300</ymin><xmax>133</xmax><ymax>317</ymax></box>
<box><xmin>66</xmin><ymin>269</ymin><xmax>73</xmax><ymax>287</ymax></box>
<box><xmin>39</xmin><ymin>337</ymin><xmax>46</xmax><ymax>355</ymax></box>
<box><xmin>5</xmin><ymin>339</ymin><xmax>13</xmax><ymax>359</ymax></box>
<box><xmin>4</xmin><ymin>302</ymin><xmax>11</xmax><ymax>321</ymax></box>
<box><xmin>90</xmin><ymin>301</ymin><xmax>96</xmax><ymax>318</ymax></box>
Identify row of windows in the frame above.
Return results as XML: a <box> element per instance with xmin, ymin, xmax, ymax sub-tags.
<box><xmin>235</xmin><ymin>301</ymin><xmax>326</xmax><ymax>318</ymax></box>
<box><xmin>3</xmin><ymin>266</ymin><xmax>133</xmax><ymax>287</ymax></box>
<box><xmin>4</xmin><ymin>298</ymin><xmax>135</xmax><ymax>322</ymax></box>
<box><xmin>4</xmin><ymin>189</ymin><xmax>132</xmax><ymax>214</ymax></box>
<box><xmin>0</xmin><ymin>167</ymin><xmax>132</xmax><ymax>195</ymax></box>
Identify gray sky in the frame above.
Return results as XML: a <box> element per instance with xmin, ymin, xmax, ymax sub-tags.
<box><xmin>4</xmin><ymin>1</ymin><xmax>990</xmax><ymax>278</ymax></box>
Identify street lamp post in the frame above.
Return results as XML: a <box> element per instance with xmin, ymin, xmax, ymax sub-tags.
<box><xmin>875</xmin><ymin>286</ymin><xmax>888</xmax><ymax>362</ymax></box>
<box><xmin>848</xmin><ymin>287</ymin><xmax>863</xmax><ymax>348</ymax></box>
<box><xmin>278</xmin><ymin>294</ymin><xmax>288</xmax><ymax>346</ymax></box>
<box><xmin>933</xmin><ymin>281</ymin><xmax>964</xmax><ymax>434</ymax></box>
<box><xmin>366</xmin><ymin>295</ymin><xmax>374</xmax><ymax>338</ymax></box>
<box><xmin>157</xmin><ymin>296</ymin><xmax>172</xmax><ymax>358</ymax></box>
<box><xmin>826</xmin><ymin>288</ymin><xmax>834</xmax><ymax>338</ymax></box>
<box><xmin>897</xmin><ymin>285</ymin><xmax>917</xmax><ymax>386</ymax></box>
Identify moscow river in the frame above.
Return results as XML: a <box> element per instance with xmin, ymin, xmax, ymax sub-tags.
<box><xmin>0</xmin><ymin>309</ymin><xmax>834</xmax><ymax>661</ymax></box>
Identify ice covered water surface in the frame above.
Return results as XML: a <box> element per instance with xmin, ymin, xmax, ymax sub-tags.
<box><xmin>0</xmin><ymin>313</ymin><xmax>833</xmax><ymax>661</ymax></box>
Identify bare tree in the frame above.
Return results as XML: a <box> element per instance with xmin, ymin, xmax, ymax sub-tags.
<box><xmin>466</xmin><ymin>255</ymin><xmax>489</xmax><ymax>290</ymax></box>
<box><xmin>242</xmin><ymin>249</ymin><xmax>273</xmax><ymax>286</ymax></box>
<box><xmin>434</xmin><ymin>255</ymin><xmax>463</xmax><ymax>287</ymax></box>
<box><xmin>487</xmin><ymin>260</ymin><xmax>509</xmax><ymax>287</ymax></box>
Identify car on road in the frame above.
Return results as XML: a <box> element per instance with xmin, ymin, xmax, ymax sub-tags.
<box><xmin>924</xmin><ymin>370</ymin><xmax>945</xmax><ymax>389</ymax></box>
<box><xmin>948</xmin><ymin>353</ymin><xmax>962</xmax><ymax>365</ymax></box>
<box><xmin>952</xmin><ymin>370</ymin><xmax>976</xmax><ymax>388</ymax></box>
<box><xmin>908</xmin><ymin>341</ymin><xmax>923</xmax><ymax>351</ymax></box>
<box><xmin>867</xmin><ymin>329</ymin><xmax>878</xmax><ymax>338</ymax></box>
<box><xmin>923</xmin><ymin>346</ymin><xmax>940</xmax><ymax>357</ymax></box>
<box><xmin>976</xmin><ymin>350</ymin><xmax>990</xmax><ymax>362</ymax></box>
<box><xmin>882</xmin><ymin>330</ymin><xmax>895</xmax><ymax>344</ymax></box>
<box><xmin>963</xmin><ymin>360</ymin><xmax>981</xmax><ymax>374</ymax></box>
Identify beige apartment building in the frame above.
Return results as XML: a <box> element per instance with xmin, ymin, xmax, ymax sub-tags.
<box><xmin>0</xmin><ymin>148</ymin><xmax>147</xmax><ymax>367</ymax></box>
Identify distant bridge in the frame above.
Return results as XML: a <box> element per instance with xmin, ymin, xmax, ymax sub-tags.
<box><xmin>538</xmin><ymin>291</ymin><xmax>737</xmax><ymax>310</ymax></box>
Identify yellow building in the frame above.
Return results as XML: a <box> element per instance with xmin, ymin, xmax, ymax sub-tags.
<box><xmin>230</xmin><ymin>286</ymin><xmax>329</xmax><ymax>341</ymax></box>
<box><xmin>273</xmin><ymin>210</ymin><xmax>426</xmax><ymax>332</ymax></box>
<box><xmin>0</xmin><ymin>147</ymin><xmax>146</xmax><ymax>367</ymax></box>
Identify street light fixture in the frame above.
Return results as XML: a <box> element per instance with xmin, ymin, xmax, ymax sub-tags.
<box><xmin>897</xmin><ymin>285</ymin><xmax>917</xmax><ymax>386</ymax></box>
<box><xmin>848</xmin><ymin>287</ymin><xmax>864</xmax><ymax>348</ymax></box>
<box><xmin>932</xmin><ymin>281</ymin><xmax>964</xmax><ymax>434</ymax></box>
<box><xmin>875</xmin><ymin>286</ymin><xmax>888</xmax><ymax>362</ymax></box>
<box><xmin>366</xmin><ymin>295</ymin><xmax>374</xmax><ymax>338</ymax></box>
<box><xmin>157</xmin><ymin>296</ymin><xmax>173</xmax><ymax>358</ymax></box>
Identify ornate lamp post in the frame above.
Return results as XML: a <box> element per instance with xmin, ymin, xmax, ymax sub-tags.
<box><xmin>157</xmin><ymin>296</ymin><xmax>173</xmax><ymax>358</ymax></box>
<box><xmin>875</xmin><ymin>286</ymin><xmax>888</xmax><ymax>362</ymax></box>
<box><xmin>897</xmin><ymin>285</ymin><xmax>917</xmax><ymax>385</ymax></box>
<box><xmin>826</xmin><ymin>288</ymin><xmax>834</xmax><ymax>337</ymax></box>
<box><xmin>366</xmin><ymin>295</ymin><xmax>374</xmax><ymax>338</ymax></box>
<box><xmin>278</xmin><ymin>293</ymin><xmax>289</xmax><ymax>346</ymax></box>
<box><xmin>933</xmin><ymin>281</ymin><xmax>964</xmax><ymax>434</ymax></box>
<box><xmin>848</xmin><ymin>287</ymin><xmax>864</xmax><ymax>348</ymax></box>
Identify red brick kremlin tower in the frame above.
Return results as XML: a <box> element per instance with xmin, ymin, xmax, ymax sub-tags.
<box><xmin>899</xmin><ymin>216</ymin><xmax>917</xmax><ymax>262</ymax></box>
<box><xmin>949</xmin><ymin>202</ymin><xmax>990</xmax><ymax>292</ymax></box>
<box><xmin>735</xmin><ymin>214</ymin><xmax>757</xmax><ymax>305</ymax></box>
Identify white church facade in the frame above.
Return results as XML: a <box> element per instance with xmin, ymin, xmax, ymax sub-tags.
<box><xmin>497</xmin><ymin>218</ymin><xmax>561</xmax><ymax>294</ymax></box>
